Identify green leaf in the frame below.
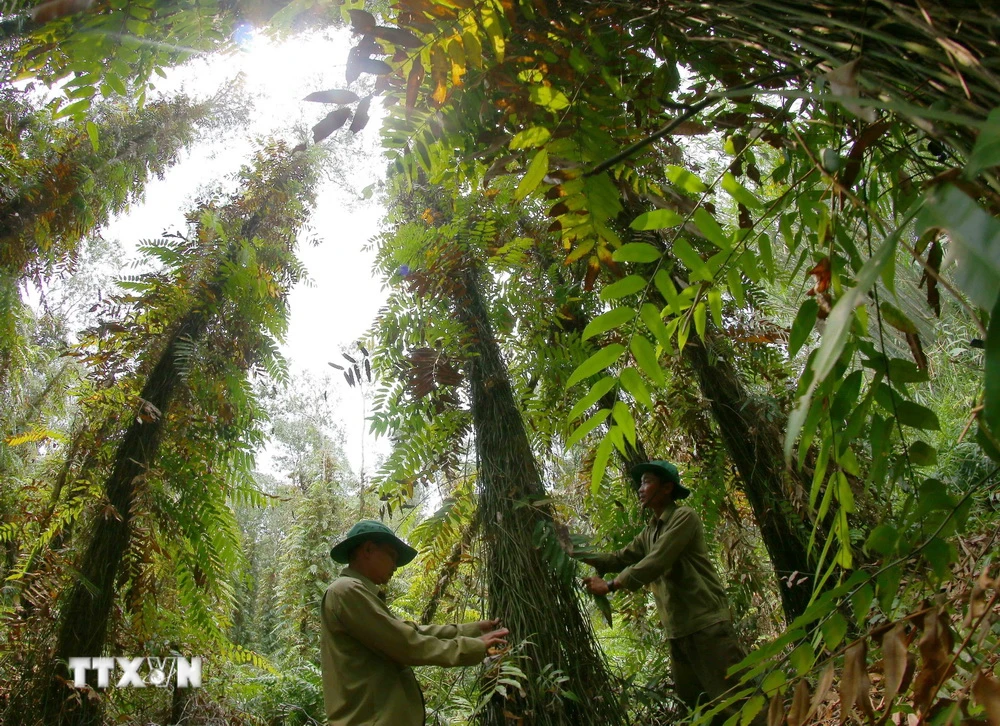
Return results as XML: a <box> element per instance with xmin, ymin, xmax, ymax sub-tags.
<box><xmin>566</xmin><ymin>345</ymin><xmax>626</xmax><ymax>389</ymax></box>
<box><xmin>761</xmin><ymin>670</ymin><xmax>786</xmax><ymax>697</ymax></box>
<box><xmin>529</xmin><ymin>85</ymin><xmax>570</xmax><ymax>111</ymax></box>
<box><xmin>693</xmin><ymin>207</ymin><xmax>731</xmax><ymax>249</ymax></box>
<box><xmin>727</xmin><ymin>267</ymin><xmax>746</xmax><ymax>308</ymax></box>
<box><xmin>886</xmin><ymin>358</ymin><xmax>929</xmax><ymax>384</ymax></box>
<box><xmin>566</xmin><ymin>409</ymin><xmax>610</xmax><ymax>448</ymax></box>
<box><xmin>879</xmin><ymin>301</ymin><xmax>918</xmax><ymax>334</ymax></box>
<box><xmin>630</xmin><ymin>209</ymin><xmax>684</xmax><ymax>231</ymax></box>
<box><xmin>639</xmin><ymin>303</ymin><xmax>673</xmax><ymax>352</ymax></box>
<box><xmin>830</xmin><ymin>370</ymin><xmax>863</xmax><ymax>422</ymax></box>
<box><xmin>510</xmin><ymin>126</ymin><xmax>551</xmax><ymax>149</ymax></box>
<box><xmin>789</xmin><ymin>642</ymin><xmax>814</xmax><ymax>676</ymax></box>
<box><xmin>877</xmin><ymin>565</ymin><xmax>902</xmax><ymax>614</ymax></box>
<box><xmin>583</xmin><ymin>307</ymin><xmax>635</xmax><ymax>340</ymax></box>
<box><xmin>54</xmin><ymin>98</ymin><xmax>92</xmax><ymax>119</ymax></box>
<box><xmin>865</xmin><ymin>524</ymin><xmax>898</xmax><ymax>556</ymax></box>
<box><xmin>612</xmin><ymin>401</ymin><xmax>636</xmax><ymax>446</ymax></box>
<box><xmin>630</xmin><ymin>335</ymin><xmax>665</xmax><ymax>386</ymax></box>
<box><xmin>915</xmin><ymin>478</ymin><xmax>954</xmax><ymax>516</ymax></box>
<box><xmin>584</xmin><ymin>173</ymin><xmax>622</xmax><ymax>223</ymax></box>
<box><xmin>593</xmin><ymin>593</ymin><xmax>613</xmax><ymax>626</ymax></box>
<box><xmin>591</xmin><ymin>435</ymin><xmax>615</xmax><ymax>494</ymax></box>
<box><xmin>85</xmin><ymin>121</ymin><xmax>99</xmax><ymax>151</ymax></box>
<box><xmin>672</xmin><ymin>239</ymin><xmax>711</xmax><ymax>280</ymax></box>
<box><xmin>600</xmin><ymin>275</ymin><xmax>646</xmax><ymax>301</ymax></box>
<box><xmin>105</xmin><ymin>72</ymin><xmax>127</xmax><ymax>96</ymax></box>
<box><xmin>821</xmin><ymin>612</ymin><xmax>848</xmax><ymax>651</ymax></box>
<box><xmin>676</xmin><ymin>316</ymin><xmax>690</xmax><ymax>352</ymax></box>
<box><xmin>908</xmin><ymin>440</ymin><xmax>938</xmax><ymax>466</ymax></box>
<box><xmin>613</xmin><ymin>242</ymin><xmax>662</xmax><ymax>262</ymax></box>
<box><xmin>708</xmin><ymin>289</ymin><xmax>723</xmax><ymax>327</ymax></box>
<box><xmin>654</xmin><ymin>269</ymin><xmax>684</xmax><ymax>315</ymax></box>
<box><xmin>568</xmin><ymin>376</ymin><xmax>617</xmax><ymax>421</ymax></box>
<box><xmin>896</xmin><ymin>401</ymin><xmax>940</xmax><ymax>430</ymax></box>
<box><xmin>620</xmin><ymin>367</ymin><xmax>653</xmax><ymax>410</ymax></box>
<box><xmin>741</xmin><ymin>695</ymin><xmax>765</xmax><ymax>726</ymax></box>
<box><xmin>785</xmin><ymin>230</ymin><xmax>900</xmax><ymax>460</ymax></box>
<box><xmin>666</xmin><ymin>165</ymin><xmax>708</xmax><ymax>193</ymax></box>
<box><xmin>722</xmin><ymin>172</ymin><xmax>763</xmax><ymax>209</ymax></box>
<box><xmin>922</xmin><ymin>536</ymin><xmax>953</xmax><ymax>580</ymax></box>
<box><xmin>693</xmin><ymin>301</ymin><xmax>707</xmax><ymax>339</ymax></box>
<box><xmin>515</xmin><ymin>148</ymin><xmax>549</xmax><ymax>201</ymax></box>
<box><xmin>851</xmin><ymin>584</ymin><xmax>874</xmax><ymax>625</ymax></box>
<box><xmin>759</xmin><ymin>233</ymin><xmax>775</xmax><ymax>278</ymax></box>
<box><xmin>919</xmin><ymin>185</ymin><xmax>1000</xmax><ymax>310</ymax></box>
<box><xmin>967</xmin><ymin>107</ymin><xmax>1000</xmax><ymax>178</ymax></box>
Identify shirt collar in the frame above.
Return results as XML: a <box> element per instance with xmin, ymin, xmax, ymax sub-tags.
<box><xmin>341</xmin><ymin>566</ymin><xmax>380</xmax><ymax>596</ymax></box>
<box><xmin>650</xmin><ymin>501</ymin><xmax>678</xmax><ymax>526</ymax></box>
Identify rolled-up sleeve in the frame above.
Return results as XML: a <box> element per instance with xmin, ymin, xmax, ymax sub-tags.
<box><xmin>412</xmin><ymin>622</ymin><xmax>481</xmax><ymax>638</ymax></box>
<box><xmin>332</xmin><ymin>582</ymin><xmax>487</xmax><ymax>667</ymax></box>
<box><xmin>617</xmin><ymin>508</ymin><xmax>697</xmax><ymax>590</ymax></box>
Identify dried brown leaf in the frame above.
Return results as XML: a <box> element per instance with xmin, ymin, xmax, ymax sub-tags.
<box><xmin>350</xmin><ymin>96</ymin><xmax>371</xmax><ymax>133</ymax></box>
<box><xmin>348</xmin><ymin>8</ymin><xmax>376</xmax><ymax>33</ymax></box>
<box><xmin>973</xmin><ymin>672</ymin><xmax>1000</xmax><ymax>726</ymax></box>
<box><xmin>841</xmin><ymin>641</ymin><xmax>874</xmax><ymax>725</ymax></box>
<box><xmin>882</xmin><ymin>623</ymin><xmax>909</xmax><ymax>704</ymax></box>
<box><xmin>312</xmin><ymin>107</ymin><xmax>352</xmax><ymax>143</ymax></box>
<box><xmin>788</xmin><ymin>678</ymin><xmax>811</xmax><ymax>726</ymax></box>
<box><xmin>913</xmin><ymin>608</ymin><xmax>956</xmax><ymax>713</ymax></box>
<box><xmin>813</xmin><ymin>663</ymin><xmax>836</xmax><ymax>718</ymax></box>
<box><xmin>303</xmin><ymin>89</ymin><xmax>359</xmax><ymax>104</ymax></box>
<box><xmin>406</xmin><ymin>58</ymin><xmax>425</xmax><ymax>110</ymax></box>
<box><xmin>768</xmin><ymin>693</ymin><xmax>785</xmax><ymax>726</ymax></box>
<box><xmin>964</xmin><ymin>570</ymin><xmax>992</xmax><ymax>628</ymax></box>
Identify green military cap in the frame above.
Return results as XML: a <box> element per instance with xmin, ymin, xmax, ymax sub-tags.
<box><xmin>330</xmin><ymin>520</ymin><xmax>419</xmax><ymax>565</ymax></box>
<box><xmin>630</xmin><ymin>460</ymin><xmax>691</xmax><ymax>500</ymax></box>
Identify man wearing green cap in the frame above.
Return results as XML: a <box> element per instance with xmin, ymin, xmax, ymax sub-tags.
<box><xmin>579</xmin><ymin>461</ymin><xmax>752</xmax><ymax>724</ymax></box>
<box><xmin>320</xmin><ymin>519</ymin><xmax>509</xmax><ymax>725</ymax></box>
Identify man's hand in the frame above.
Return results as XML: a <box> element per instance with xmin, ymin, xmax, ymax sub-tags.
<box><xmin>476</xmin><ymin>618</ymin><xmax>502</xmax><ymax>633</ymax></box>
<box><xmin>583</xmin><ymin>576</ymin><xmax>611</xmax><ymax>596</ymax></box>
<box><xmin>479</xmin><ymin>627</ymin><xmax>509</xmax><ymax>649</ymax></box>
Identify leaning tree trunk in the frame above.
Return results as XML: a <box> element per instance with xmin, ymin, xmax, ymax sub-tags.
<box><xmin>620</xmin><ymin>188</ymin><xmax>820</xmax><ymax>622</ymax></box>
<box><xmin>681</xmin><ymin>333</ymin><xmax>815</xmax><ymax>620</ymax></box>
<box><xmin>456</xmin><ymin>264</ymin><xmax>626</xmax><ymax>726</ymax></box>
<box><xmin>37</xmin><ymin>300</ymin><xmax>216</xmax><ymax>726</ymax></box>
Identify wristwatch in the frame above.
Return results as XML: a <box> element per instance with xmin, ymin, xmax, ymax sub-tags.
<box><xmin>605</xmin><ymin>579</ymin><xmax>617</xmax><ymax>593</ymax></box>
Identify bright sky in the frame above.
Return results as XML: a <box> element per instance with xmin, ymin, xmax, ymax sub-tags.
<box><xmin>99</xmin><ymin>26</ymin><xmax>391</xmax><ymax>479</ymax></box>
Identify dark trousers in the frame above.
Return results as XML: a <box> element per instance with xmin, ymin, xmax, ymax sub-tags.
<box><xmin>670</xmin><ymin>621</ymin><xmax>760</xmax><ymax>725</ymax></box>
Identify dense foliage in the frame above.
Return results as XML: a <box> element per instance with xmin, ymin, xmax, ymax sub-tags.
<box><xmin>1</xmin><ymin>0</ymin><xmax>998</xmax><ymax>725</ymax></box>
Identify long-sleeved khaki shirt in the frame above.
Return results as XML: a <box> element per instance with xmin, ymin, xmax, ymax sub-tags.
<box><xmin>320</xmin><ymin>566</ymin><xmax>487</xmax><ymax>725</ymax></box>
<box><xmin>587</xmin><ymin>503</ymin><xmax>731</xmax><ymax>638</ymax></box>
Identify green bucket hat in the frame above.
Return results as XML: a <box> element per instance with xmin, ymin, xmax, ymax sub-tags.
<box><xmin>629</xmin><ymin>460</ymin><xmax>691</xmax><ymax>500</ymax></box>
<box><xmin>330</xmin><ymin>520</ymin><xmax>419</xmax><ymax>566</ymax></box>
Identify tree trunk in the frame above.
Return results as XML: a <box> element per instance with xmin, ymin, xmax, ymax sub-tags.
<box><xmin>681</xmin><ymin>334</ymin><xmax>814</xmax><ymax>621</ymax></box>
<box><xmin>456</xmin><ymin>264</ymin><xmax>626</xmax><ymax>726</ymax></box>
<box><xmin>38</xmin><ymin>301</ymin><xmax>215</xmax><ymax>726</ymax></box>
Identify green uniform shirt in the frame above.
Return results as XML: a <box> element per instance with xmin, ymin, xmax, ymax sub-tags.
<box><xmin>320</xmin><ymin>567</ymin><xmax>487</xmax><ymax>725</ymax></box>
<box><xmin>588</xmin><ymin>503</ymin><xmax>731</xmax><ymax>638</ymax></box>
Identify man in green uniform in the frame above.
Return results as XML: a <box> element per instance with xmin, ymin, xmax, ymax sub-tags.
<box><xmin>580</xmin><ymin>461</ymin><xmax>751</xmax><ymax>724</ymax></box>
<box><xmin>321</xmin><ymin>520</ymin><xmax>509</xmax><ymax>725</ymax></box>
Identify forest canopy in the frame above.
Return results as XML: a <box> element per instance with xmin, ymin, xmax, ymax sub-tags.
<box><xmin>0</xmin><ymin>1</ymin><xmax>998</xmax><ymax>725</ymax></box>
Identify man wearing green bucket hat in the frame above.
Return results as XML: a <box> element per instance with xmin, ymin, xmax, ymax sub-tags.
<box><xmin>578</xmin><ymin>461</ymin><xmax>755</xmax><ymax>725</ymax></box>
<box><xmin>320</xmin><ymin>519</ymin><xmax>509</xmax><ymax>725</ymax></box>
